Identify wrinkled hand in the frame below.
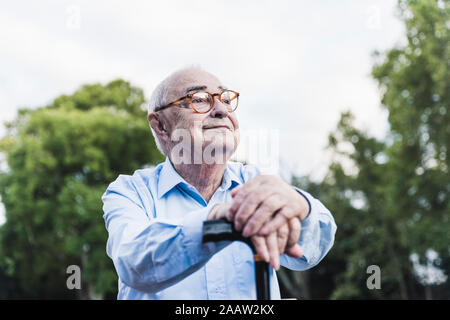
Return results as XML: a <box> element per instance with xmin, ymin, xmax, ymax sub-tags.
<box><xmin>225</xmin><ymin>175</ymin><xmax>310</xmax><ymax>269</ymax></box>
<box><xmin>228</xmin><ymin>175</ymin><xmax>310</xmax><ymax>237</ymax></box>
<box><xmin>250</xmin><ymin>218</ymin><xmax>303</xmax><ymax>270</ymax></box>
<box><xmin>208</xmin><ymin>201</ymin><xmax>303</xmax><ymax>270</ymax></box>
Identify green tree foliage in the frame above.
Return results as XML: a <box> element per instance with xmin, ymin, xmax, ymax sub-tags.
<box><xmin>279</xmin><ymin>0</ymin><xmax>449</xmax><ymax>299</ymax></box>
<box><xmin>0</xmin><ymin>80</ymin><xmax>164</xmax><ymax>298</ymax></box>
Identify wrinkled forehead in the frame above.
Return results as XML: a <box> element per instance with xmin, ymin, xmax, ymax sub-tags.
<box><xmin>165</xmin><ymin>70</ymin><xmax>225</xmax><ymax>101</ymax></box>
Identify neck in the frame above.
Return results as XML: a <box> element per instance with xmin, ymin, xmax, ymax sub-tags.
<box><xmin>171</xmin><ymin>159</ymin><xmax>227</xmax><ymax>203</ymax></box>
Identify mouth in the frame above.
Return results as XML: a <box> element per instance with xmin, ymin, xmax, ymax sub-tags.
<box><xmin>203</xmin><ymin>125</ymin><xmax>231</xmax><ymax>130</ymax></box>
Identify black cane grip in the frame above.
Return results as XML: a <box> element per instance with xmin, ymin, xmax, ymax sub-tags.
<box><xmin>202</xmin><ymin>219</ymin><xmax>253</xmax><ymax>249</ymax></box>
<box><xmin>202</xmin><ymin>218</ymin><xmax>271</xmax><ymax>300</ymax></box>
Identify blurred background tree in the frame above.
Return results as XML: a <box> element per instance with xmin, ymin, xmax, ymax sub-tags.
<box><xmin>0</xmin><ymin>80</ymin><xmax>164</xmax><ymax>298</ymax></box>
<box><xmin>279</xmin><ymin>0</ymin><xmax>449</xmax><ymax>299</ymax></box>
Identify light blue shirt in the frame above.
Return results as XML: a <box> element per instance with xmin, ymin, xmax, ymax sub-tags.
<box><xmin>102</xmin><ymin>158</ymin><xmax>337</xmax><ymax>300</ymax></box>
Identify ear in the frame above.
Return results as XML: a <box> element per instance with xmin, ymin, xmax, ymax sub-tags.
<box><xmin>148</xmin><ymin>113</ymin><xmax>168</xmax><ymax>138</ymax></box>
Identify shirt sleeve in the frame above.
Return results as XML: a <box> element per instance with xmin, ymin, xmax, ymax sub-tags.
<box><xmin>280</xmin><ymin>188</ymin><xmax>337</xmax><ymax>271</ymax></box>
<box><xmin>102</xmin><ymin>176</ymin><xmax>229</xmax><ymax>293</ymax></box>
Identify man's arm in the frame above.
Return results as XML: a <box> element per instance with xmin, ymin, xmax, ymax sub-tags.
<box><xmin>102</xmin><ymin>176</ymin><xmax>229</xmax><ymax>293</ymax></box>
<box><xmin>228</xmin><ymin>174</ymin><xmax>337</xmax><ymax>271</ymax></box>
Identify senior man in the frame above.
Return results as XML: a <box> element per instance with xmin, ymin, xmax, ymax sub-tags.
<box><xmin>102</xmin><ymin>67</ymin><xmax>337</xmax><ymax>299</ymax></box>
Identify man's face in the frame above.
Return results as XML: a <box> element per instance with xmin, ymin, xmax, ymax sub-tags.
<box><xmin>159</xmin><ymin>69</ymin><xmax>240</xmax><ymax>164</ymax></box>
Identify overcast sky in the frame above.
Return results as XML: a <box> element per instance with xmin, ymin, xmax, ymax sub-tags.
<box><xmin>0</xmin><ymin>0</ymin><xmax>406</xmax><ymax>224</ymax></box>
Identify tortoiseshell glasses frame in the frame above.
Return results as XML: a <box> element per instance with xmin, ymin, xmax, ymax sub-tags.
<box><xmin>154</xmin><ymin>90</ymin><xmax>239</xmax><ymax>114</ymax></box>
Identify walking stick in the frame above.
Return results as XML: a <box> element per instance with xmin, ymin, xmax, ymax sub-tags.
<box><xmin>202</xmin><ymin>219</ymin><xmax>271</xmax><ymax>300</ymax></box>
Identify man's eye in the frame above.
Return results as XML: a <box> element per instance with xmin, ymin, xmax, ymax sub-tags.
<box><xmin>193</xmin><ymin>98</ymin><xmax>210</xmax><ymax>104</ymax></box>
<box><xmin>222</xmin><ymin>99</ymin><xmax>231</xmax><ymax>104</ymax></box>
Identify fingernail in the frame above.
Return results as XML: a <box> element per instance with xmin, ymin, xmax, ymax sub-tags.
<box><xmin>234</xmin><ymin>222</ymin><xmax>241</xmax><ymax>231</ymax></box>
<box><xmin>242</xmin><ymin>227</ymin><xmax>250</xmax><ymax>237</ymax></box>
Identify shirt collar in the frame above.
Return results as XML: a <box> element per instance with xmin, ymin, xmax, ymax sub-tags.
<box><xmin>157</xmin><ymin>158</ymin><xmax>242</xmax><ymax>199</ymax></box>
<box><xmin>157</xmin><ymin>158</ymin><xmax>187</xmax><ymax>199</ymax></box>
<box><xmin>220</xmin><ymin>165</ymin><xmax>241</xmax><ymax>191</ymax></box>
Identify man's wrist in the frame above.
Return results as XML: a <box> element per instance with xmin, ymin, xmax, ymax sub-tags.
<box><xmin>294</xmin><ymin>189</ymin><xmax>311</xmax><ymax>221</ymax></box>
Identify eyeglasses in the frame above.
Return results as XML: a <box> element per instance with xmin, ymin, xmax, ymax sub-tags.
<box><xmin>154</xmin><ymin>90</ymin><xmax>239</xmax><ymax>114</ymax></box>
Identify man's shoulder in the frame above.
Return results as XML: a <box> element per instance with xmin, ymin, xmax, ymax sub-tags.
<box><xmin>105</xmin><ymin>164</ymin><xmax>163</xmax><ymax>193</ymax></box>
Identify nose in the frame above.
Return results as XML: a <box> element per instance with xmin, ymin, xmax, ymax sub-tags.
<box><xmin>209</xmin><ymin>97</ymin><xmax>228</xmax><ymax>119</ymax></box>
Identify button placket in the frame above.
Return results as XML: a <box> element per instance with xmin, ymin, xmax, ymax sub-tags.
<box><xmin>205</xmin><ymin>253</ymin><xmax>227</xmax><ymax>299</ymax></box>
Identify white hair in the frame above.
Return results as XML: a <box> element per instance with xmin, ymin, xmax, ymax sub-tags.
<box><xmin>147</xmin><ymin>66</ymin><xmax>204</xmax><ymax>156</ymax></box>
<box><xmin>148</xmin><ymin>76</ymin><xmax>173</xmax><ymax>155</ymax></box>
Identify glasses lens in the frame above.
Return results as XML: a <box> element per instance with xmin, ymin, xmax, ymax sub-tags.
<box><xmin>191</xmin><ymin>92</ymin><xmax>212</xmax><ymax>112</ymax></box>
<box><xmin>220</xmin><ymin>90</ymin><xmax>238</xmax><ymax>111</ymax></box>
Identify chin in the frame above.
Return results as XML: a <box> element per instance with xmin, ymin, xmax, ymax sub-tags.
<box><xmin>202</xmin><ymin>143</ymin><xmax>235</xmax><ymax>165</ymax></box>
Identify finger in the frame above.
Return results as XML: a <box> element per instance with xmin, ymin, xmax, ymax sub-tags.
<box><xmin>231</xmin><ymin>184</ymin><xmax>243</xmax><ymax>198</ymax></box>
<box><xmin>277</xmin><ymin>223</ymin><xmax>289</xmax><ymax>254</ymax></box>
<box><xmin>228</xmin><ymin>184</ymin><xmax>258</xmax><ymax>220</ymax></box>
<box><xmin>226</xmin><ymin>204</ymin><xmax>234</xmax><ymax>221</ymax></box>
<box><xmin>286</xmin><ymin>244</ymin><xmax>303</xmax><ymax>258</ymax></box>
<box><xmin>286</xmin><ymin>218</ymin><xmax>301</xmax><ymax>250</ymax></box>
<box><xmin>234</xmin><ymin>175</ymin><xmax>267</xmax><ymax>192</ymax></box>
<box><xmin>233</xmin><ymin>187</ymin><xmax>274</xmax><ymax>231</ymax></box>
<box><xmin>251</xmin><ymin>235</ymin><xmax>269</xmax><ymax>263</ymax></box>
<box><xmin>230</xmin><ymin>174</ymin><xmax>269</xmax><ymax>201</ymax></box>
<box><xmin>260</xmin><ymin>207</ymin><xmax>293</xmax><ymax>236</ymax></box>
<box><xmin>228</xmin><ymin>175</ymin><xmax>274</xmax><ymax>220</ymax></box>
<box><xmin>222</xmin><ymin>205</ymin><xmax>236</xmax><ymax>222</ymax></box>
<box><xmin>266</xmin><ymin>232</ymin><xmax>280</xmax><ymax>270</ymax></box>
<box><xmin>242</xmin><ymin>194</ymin><xmax>283</xmax><ymax>237</ymax></box>
<box><xmin>214</xmin><ymin>204</ymin><xmax>228</xmax><ymax>220</ymax></box>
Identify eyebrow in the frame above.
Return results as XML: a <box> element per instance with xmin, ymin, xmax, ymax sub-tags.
<box><xmin>185</xmin><ymin>85</ymin><xmax>228</xmax><ymax>94</ymax></box>
<box><xmin>186</xmin><ymin>86</ymin><xmax>207</xmax><ymax>93</ymax></box>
